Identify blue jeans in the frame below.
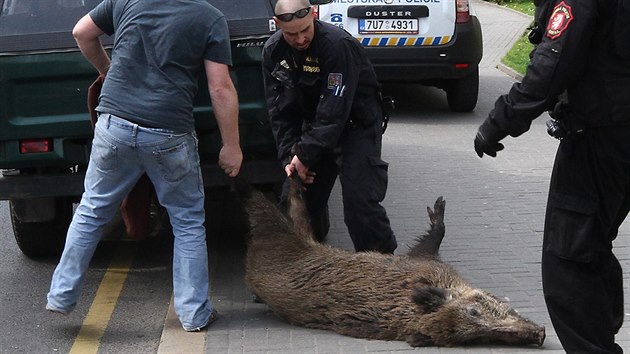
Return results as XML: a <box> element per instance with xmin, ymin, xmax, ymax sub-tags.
<box><xmin>47</xmin><ymin>113</ymin><xmax>212</xmax><ymax>330</ymax></box>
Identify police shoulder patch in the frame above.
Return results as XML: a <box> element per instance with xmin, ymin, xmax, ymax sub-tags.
<box><xmin>327</xmin><ymin>73</ymin><xmax>343</xmax><ymax>90</ymax></box>
<box><xmin>546</xmin><ymin>1</ymin><xmax>574</xmax><ymax>40</ymax></box>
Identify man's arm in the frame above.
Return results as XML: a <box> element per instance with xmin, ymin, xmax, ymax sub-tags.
<box><xmin>72</xmin><ymin>14</ymin><xmax>110</xmax><ymax>76</ymax></box>
<box><xmin>488</xmin><ymin>0</ymin><xmax>598</xmax><ymax>137</ymax></box>
<box><xmin>475</xmin><ymin>0</ymin><xmax>598</xmax><ymax>158</ymax></box>
<box><xmin>204</xmin><ymin>60</ymin><xmax>243</xmax><ymax>177</ymax></box>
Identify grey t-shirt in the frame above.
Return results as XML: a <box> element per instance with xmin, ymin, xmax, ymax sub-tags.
<box><xmin>90</xmin><ymin>0</ymin><xmax>232</xmax><ymax>133</ymax></box>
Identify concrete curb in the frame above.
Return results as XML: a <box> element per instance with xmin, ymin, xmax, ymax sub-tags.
<box><xmin>157</xmin><ymin>295</ymin><xmax>206</xmax><ymax>354</ymax></box>
<box><xmin>497</xmin><ymin>62</ymin><xmax>524</xmax><ymax>81</ymax></box>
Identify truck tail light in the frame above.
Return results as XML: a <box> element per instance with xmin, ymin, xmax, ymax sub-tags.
<box><xmin>20</xmin><ymin>139</ymin><xmax>52</xmax><ymax>154</ymax></box>
<box><xmin>456</xmin><ymin>0</ymin><xmax>471</xmax><ymax>23</ymax></box>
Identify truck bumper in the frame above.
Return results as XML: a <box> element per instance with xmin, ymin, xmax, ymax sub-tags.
<box><xmin>0</xmin><ymin>161</ymin><xmax>285</xmax><ymax>200</ymax></box>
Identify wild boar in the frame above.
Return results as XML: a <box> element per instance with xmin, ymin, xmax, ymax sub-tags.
<box><xmin>232</xmin><ymin>177</ymin><xmax>545</xmax><ymax>347</ymax></box>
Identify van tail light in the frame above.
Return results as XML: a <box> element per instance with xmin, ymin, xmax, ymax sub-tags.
<box><xmin>20</xmin><ymin>139</ymin><xmax>52</xmax><ymax>154</ymax></box>
<box><xmin>456</xmin><ymin>0</ymin><xmax>471</xmax><ymax>23</ymax></box>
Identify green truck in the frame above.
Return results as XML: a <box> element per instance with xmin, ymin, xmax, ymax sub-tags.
<box><xmin>0</xmin><ymin>0</ymin><xmax>335</xmax><ymax>257</ymax></box>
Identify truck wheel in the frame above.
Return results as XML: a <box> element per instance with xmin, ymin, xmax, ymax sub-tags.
<box><xmin>10</xmin><ymin>197</ymin><xmax>74</xmax><ymax>258</ymax></box>
<box><xmin>446</xmin><ymin>68</ymin><xmax>479</xmax><ymax>112</ymax></box>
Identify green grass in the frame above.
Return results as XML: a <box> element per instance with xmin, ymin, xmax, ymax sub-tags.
<box><xmin>500</xmin><ymin>0</ymin><xmax>535</xmax><ymax>16</ymax></box>
<box><xmin>491</xmin><ymin>0</ymin><xmax>535</xmax><ymax>76</ymax></box>
<box><xmin>501</xmin><ymin>33</ymin><xmax>534</xmax><ymax>75</ymax></box>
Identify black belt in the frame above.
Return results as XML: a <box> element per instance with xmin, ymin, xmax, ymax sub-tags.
<box><xmin>125</xmin><ymin>118</ymin><xmax>160</xmax><ymax>129</ymax></box>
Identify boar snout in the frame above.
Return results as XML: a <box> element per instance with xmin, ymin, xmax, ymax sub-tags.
<box><xmin>492</xmin><ymin>323</ymin><xmax>545</xmax><ymax>347</ymax></box>
<box><xmin>537</xmin><ymin>327</ymin><xmax>546</xmax><ymax>347</ymax></box>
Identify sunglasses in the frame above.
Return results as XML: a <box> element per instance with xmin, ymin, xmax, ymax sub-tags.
<box><xmin>275</xmin><ymin>7</ymin><xmax>311</xmax><ymax>22</ymax></box>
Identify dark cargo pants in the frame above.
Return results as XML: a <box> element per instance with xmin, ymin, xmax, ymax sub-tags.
<box><xmin>280</xmin><ymin>106</ymin><xmax>397</xmax><ymax>254</ymax></box>
<box><xmin>542</xmin><ymin>126</ymin><xmax>629</xmax><ymax>354</ymax></box>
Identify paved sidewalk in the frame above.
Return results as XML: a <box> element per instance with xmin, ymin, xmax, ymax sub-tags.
<box><xmin>477</xmin><ymin>0</ymin><xmax>532</xmax><ymax>71</ymax></box>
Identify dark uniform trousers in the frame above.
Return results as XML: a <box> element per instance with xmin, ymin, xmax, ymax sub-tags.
<box><xmin>484</xmin><ymin>0</ymin><xmax>630</xmax><ymax>350</ymax></box>
<box><xmin>281</xmin><ymin>98</ymin><xmax>397</xmax><ymax>254</ymax></box>
<box><xmin>542</xmin><ymin>126</ymin><xmax>629</xmax><ymax>354</ymax></box>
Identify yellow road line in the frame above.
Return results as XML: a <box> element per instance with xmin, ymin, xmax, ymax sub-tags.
<box><xmin>69</xmin><ymin>242</ymin><xmax>138</xmax><ymax>354</ymax></box>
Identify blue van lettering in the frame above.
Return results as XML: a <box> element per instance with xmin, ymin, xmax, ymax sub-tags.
<box><xmin>333</xmin><ymin>0</ymin><xmax>440</xmax><ymax>4</ymax></box>
<box><xmin>331</xmin><ymin>13</ymin><xmax>344</xmax><ymax>22</ymax></box>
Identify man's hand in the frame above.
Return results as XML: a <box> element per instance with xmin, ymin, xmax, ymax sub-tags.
<box><xmin>205</xmin><ymin>60</ymin><xmax>241</xmax><ymax>177</ymax></box>
<box><xmin>286</xmin><ymin>155</ymin><xmax>315</xmax><ymax>184</ymax></box>
<box><xmin>474</xmin><ymin>118</ymin><xmax>507</xmax><ymax>158</ymax></box>
<box><xmin>219</xmin><ymin>144</ymin><xmax>243</xmax><ymax>177</ymax></box>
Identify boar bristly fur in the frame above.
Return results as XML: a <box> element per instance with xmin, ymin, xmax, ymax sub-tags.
<box><xmin>232</xmin><ymin>176</ymin><xmax>545</xmax><ymax>347</ymax></box>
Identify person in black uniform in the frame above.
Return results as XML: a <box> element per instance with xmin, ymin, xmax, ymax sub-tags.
<box><xmin>474</xmin><ymin>0</ymin><xmax>630</xmax><ymax>352</ymax></box>
<box><xmin>262</xmin><ymin>0</ymin><xmax>397</xmax><ymax>254</ymax></box>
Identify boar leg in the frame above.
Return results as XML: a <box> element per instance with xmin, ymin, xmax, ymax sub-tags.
<box><xmin>407</xmin><ymin>196</ymin><xmax>446</xmax><ymax>258</ymax></box>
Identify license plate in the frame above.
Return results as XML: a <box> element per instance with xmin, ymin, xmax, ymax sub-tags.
<box><xmin>358</xmin><ymin>19</ymin><xmax>419</xmax><ymax>35</ymax></box>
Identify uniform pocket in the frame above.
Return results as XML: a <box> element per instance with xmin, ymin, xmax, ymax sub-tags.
<box><xmin>155</xmin><ymin>141</ymin><xmax>191</xmax><ymax>183</ymax></box>
<box><xmin>521</xmin><ymin>46</ymin><xmax>560</xmax><ymax>96</ymax></box>
<box><xmin>545</xmin><ymin>192</ymin><xmax>603</xmax><ymax>263</ymax></box>
<box><xmin>367</xmin><ymin>156</ymin><xmax>389</xmax><ymax>202</ymax></box>
<box><xmin>271</xmin><ymin>63</ymin><xmax>295</xmax><ymax>89</ymax></box>
<box><xmin>350</xmin><ymin>94</ymin><xmax>380</xmax><ymax>127</ymax></box>
<box><xmin>270</xmin><ymin>63</ymin><xmax>300</xmax><ymax>114</ymax></box>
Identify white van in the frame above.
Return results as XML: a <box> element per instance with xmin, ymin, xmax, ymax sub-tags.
<box><xmin>317</xmin><ymin>0</ymin><xmax>483</xmax><ymax>112</ymax></box>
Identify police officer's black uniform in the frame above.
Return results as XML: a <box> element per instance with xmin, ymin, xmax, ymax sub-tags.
<box><xmin>475</xmin><ymin>0</ymin><xmax>630</xmax><ymax>352</ymax></box>
<box><xmin>262</xmin><ymin>20</ymin><xmax>397</xmax><ymax>254</ymax></box>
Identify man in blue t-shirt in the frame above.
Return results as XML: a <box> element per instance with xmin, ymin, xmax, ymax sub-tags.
<box><xmin>46</xmin><ymin>0</ymin><xmax>242</xmax><ymax>332</ymax></box>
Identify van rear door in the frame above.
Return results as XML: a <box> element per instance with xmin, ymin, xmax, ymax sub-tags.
<box><xmin>318</xmin><ymin>1</ymin><xmax>455</xmax><ymax>47</ymax></box>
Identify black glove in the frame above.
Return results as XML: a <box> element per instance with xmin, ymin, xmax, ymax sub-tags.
<box><xmin>474</xmin><ymin>118</ymin><xmax>507</xmax><ymax>158</ymax></box>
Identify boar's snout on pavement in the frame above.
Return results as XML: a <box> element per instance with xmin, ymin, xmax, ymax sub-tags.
<box><xmin>232</xmin><ymin>176</ymin><xmax>546</xmax><ymax>348</ymax></box>
<box><xmin>409</xmin><ymin>286</ymin><xmax>546</xmax><ymax>347</ymax></box>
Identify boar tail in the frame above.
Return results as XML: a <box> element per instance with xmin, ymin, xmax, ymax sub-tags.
<box><xmin>407</xmin><ymin>196</ymin><xmax>446</xmax><ymax>259</ymax></box>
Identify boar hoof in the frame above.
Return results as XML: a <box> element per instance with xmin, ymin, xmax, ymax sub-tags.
<box><xmin>427</xmin><ymin>196</ymin><xmax>445</xmax><ymax>226</ymax></box>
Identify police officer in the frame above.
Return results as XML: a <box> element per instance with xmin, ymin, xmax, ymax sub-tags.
<box><xmin>474</xmin><ymin>0</ymin><xmax>630</xmax><ymax>352</ymax></box>
<box><xmin>262</xmin><ymin>0</ymin><xmax>397</xmax><ymax>254</ymax></box>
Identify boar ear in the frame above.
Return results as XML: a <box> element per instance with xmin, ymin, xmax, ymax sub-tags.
<box><xmin>412</xmin><ymin>286</ymin><xmax>450</xmax><ymax>313</ymax></box>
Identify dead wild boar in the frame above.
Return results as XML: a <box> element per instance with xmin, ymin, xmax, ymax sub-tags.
<box><xmin>232</xmin><ymin>177</ymin><xmax>545</xmax><ymax>348</ymax></box>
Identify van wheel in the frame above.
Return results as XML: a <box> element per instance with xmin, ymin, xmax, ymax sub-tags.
<box><xmin>446</xmin><ymin>68</ymin><xmax>479</xmax><ymax>112</ymax></box>
<box><xmin>10</xmin><ymin>197</ymin><xmax>74</xmax><ymax>258</ymax></box>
